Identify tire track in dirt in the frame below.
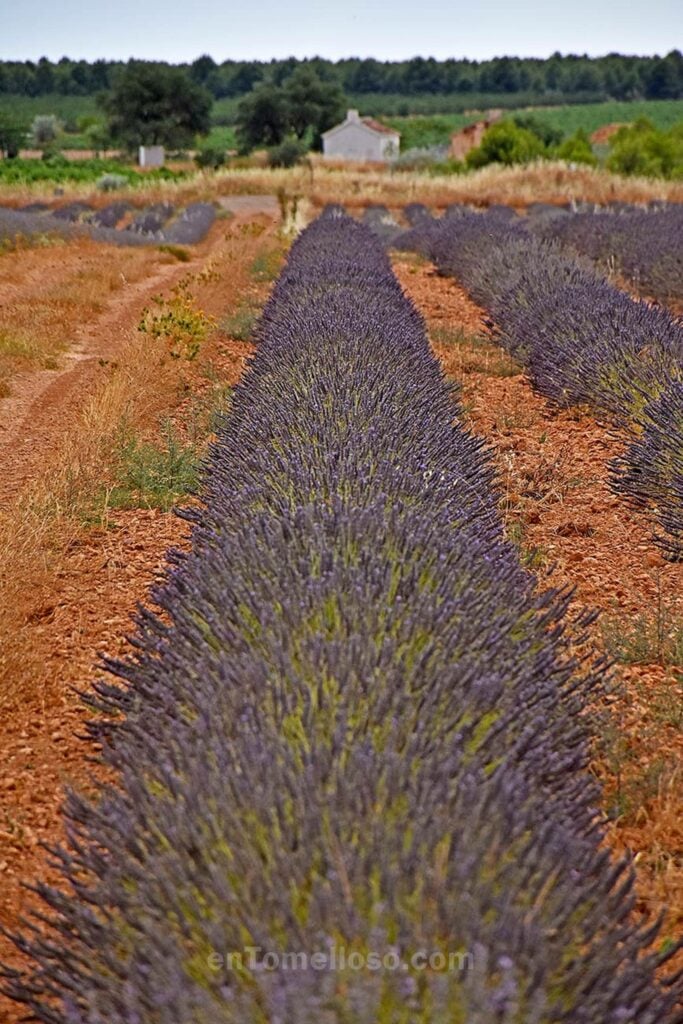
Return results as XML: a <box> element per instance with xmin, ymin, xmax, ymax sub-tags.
<box><xmin>0</xmin><ymin>251</ymin><xmax>204</xmax><ymax>509</ymax></box>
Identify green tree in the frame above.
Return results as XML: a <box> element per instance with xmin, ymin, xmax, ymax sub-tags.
<box><xmin>236</xmin><ymin>70</ymin><xmax>345</xmax><ymax>153</ymax></box>
<box><xmin>645</xmin><ymin>51</ymin><xmax>683</xmax><ymax>99</ymax></box>
<box><xmin>466</xmin><ymin>121</ymin><xmax>545</xmax><ymax>168</ymax></box>
<box><xmin>282</xmin><ymin>68</ymin><xmax>345</xmax><ymax>146</ymax></box>
<box><xmin>99</xmin><ymin>62</ymin><xmax>212</xmax><ymax>150</ymax></box>
<box><xmin>190</xmin><ymin>54</ymin><xmax>217</xmax><ymax>86</ymax></box>
<box><xmin>30</xmin><ymin>113</ymin><xmax>60</xmax><ymax>151</ymax></box>
<box><xmin>235</xmin><ymin>84</ymin><xmax>290</xmax><ymax>151</ymax></box>
<box><xmin>0</xmin><ymin>111</ymin><xmax>25</xmax><ymax>157</ymax></box>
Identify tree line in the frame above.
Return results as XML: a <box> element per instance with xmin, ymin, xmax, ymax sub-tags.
<box><xmin>1</xmin><ymin>51</ymin><xmax>682</xmax><ymax>102</ymax></box>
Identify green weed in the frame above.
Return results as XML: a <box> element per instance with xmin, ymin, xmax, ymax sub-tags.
<box><xmin>250</xmin><ymin>249</ymin><xmax>283</xmax><ymax>282</ymax></box>
<box><xmin>139</xmin><ymin>289</ymin><xmax>215</xmax><ymax>361</ymax></box>
<box><xmin>221</xmin><ymin>300</ymin><xmax>262</xmax><ymax>342</ymax></box>
<box><xmin>106</xmin><ymin>421</ymin><xmax>200</xmax><ymax>512</ymax></box>
<box><xmin>157</xmin><ymin>244</ymin><xmax>191</xmax><ymax>262</ymax></box>
<box><xmin>505</xmin><ymin>519</ymin><xmax>549</xmax><ymax>570</ymax></box>
<box><xmin>601</xmin><ymin>593</ymin><xmax>683</xmax><ymax>667</ymax></box>
<box><xmin>635</xmin><ymin>674</ymin><xmax>683</xmax><ymax>732</ymax></box>
<box><xmin>430</xmin><ymin>325</ymin><xmax>519</xmax><ymax>378</ymax></box>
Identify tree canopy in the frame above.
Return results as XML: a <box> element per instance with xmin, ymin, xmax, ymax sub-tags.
<box><xmin>4</xmin><ymin>51</ymin><xmax>681</xmax><ymax>105</ymax></box>
<box><xmin>0</xmin><ymin>110</ymin><xmax>25</xmax><ymax>157</ymax></box>
<box><xmin>99</xmin><ymin>62</ymin><xmax>212</xmax><ymax>150</ymax></box>
<box><xmin>236</xmin><ymin>69</ymin><xmax>345</xmax><ymax>152</ymax></box>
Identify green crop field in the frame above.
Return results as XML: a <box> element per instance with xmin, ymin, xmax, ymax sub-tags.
<box><xmin>517</xmin><ymin>98</ymin><xmax>683</xmax><ymax>134</ymax></box>
<box><xmin>2</xmin><ymin>93</ymin><xmax>681</xmax><ymax>157</ymax></box>
<box><xmin>0</xmin><ymin>93</ymin><xmax>99</xmax><ymax>127</ymax></box>
<box><xmin>1</xmin><ymin>93</ymin><xmax>239</xmax><ymax>152</ymax></box>
<box><xmin>385</xmin><ymin>98</ymin><xmax>683</xmax><ymax>151</ymax></box>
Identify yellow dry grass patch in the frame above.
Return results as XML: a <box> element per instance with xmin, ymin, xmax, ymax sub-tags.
<box><xmin>212</xmin><ymin>160</ymin><xmax>683</xmax><ymax>208</ymax></box>
<box><xmin>0</xmin><ymin>218</ymin><xmax>280</xmax><ymax>708</ymax></box>
<box><xmin>2</xmin><ymin>159</ymin><xmax>682</xmax><ymax>214</ymax></box>
<box><xmin>0</xmin><ymin>239</ymin><xmax>167</xmax><ymax>390</ymax></box>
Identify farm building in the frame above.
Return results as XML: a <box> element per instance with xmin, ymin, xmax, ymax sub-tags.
<box><xmin>449</xmin><ymin>110</ymin><xmax>502</xmax><ymax>160</ymax></box>
<box><xmin>322</xmin><ymin>109</ymin><xmax>400</xmax><ymax>163</ymax></box>
<box><xmin>138</xmin><ymin>145</ymin><xmax>165</xmax><ymax>168</ymax></box>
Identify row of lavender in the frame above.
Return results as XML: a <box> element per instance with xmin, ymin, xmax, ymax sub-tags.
<box><xmin>530</xmin><ymin>204</ymin><xmax>683</xmax><ymax>308</ymax></box>
<box><xmin>365</xmin><ymin>200</ymin><xmax>683</xmax><ymax>308</ymax></box>
<box><xmin>392</xmin><ymin>207</ymin><xmax>683</xmax><ymax>556</ymax></box>
<box><xmin>0</xmin><ymin>200</ymin><xmax>216</xmax><ymax>246</ymax></box>
<box><xmin>4</xmin><ymin>211</ymin><xmax>680</xmax><ymax>1022</ymax></box>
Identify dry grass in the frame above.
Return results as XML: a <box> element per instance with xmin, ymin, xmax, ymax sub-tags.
<box><xmin>0</xmin><ymin>219</ymin><xmax>281</xmax><ymax>708</ymax></box>
<box><xmin>0</xmin><ymin>238</ymin><xmax>168</xmax><ymax>390</ymax></box>
<box><xmin>2</xmin><ymin>159</ymin><xmax>682</xmax><ymax>213</ymax></box>
<box><xmin>220</xmin><ymin>158</ymin><xmax>683</xmax><ymax>206</ymax></box>
<box><xmin>0</xmin><ymin>331</ymin><xmax>181</xmax><ymax>693</ymax></box>
<box><xmin>212</xmin><ymin>160</ymin><xmax>683</xmax><ymax>208</ymax></box>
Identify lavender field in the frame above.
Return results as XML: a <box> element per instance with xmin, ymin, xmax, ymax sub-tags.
<box><xmin>3</xmin><ymin>209</ymin><xmax>682</xmax><ymax>1023</ymax></box>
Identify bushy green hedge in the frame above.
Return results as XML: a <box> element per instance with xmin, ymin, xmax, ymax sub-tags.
<box><xmin>606</xmin><ymin>118</ymin><xmax>683</xmax><ymax>178</ymax></box>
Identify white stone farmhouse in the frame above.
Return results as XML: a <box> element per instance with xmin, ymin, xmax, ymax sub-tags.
<box><xmin>322</xmin><ymin>110</ymin><xmax>400</xmax><ymax>163</ymax></box>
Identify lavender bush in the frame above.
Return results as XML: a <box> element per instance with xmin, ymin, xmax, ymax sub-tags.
<box><xmin>392</xmin><ymin>208</ymin><xmax>683</xmax><ymax>552</ymax></box>
<box><xmin>612</xmin><ymin>380</ymin><xmax>683</xmax><ymax>555</ymax></box>
<box><xmin>532</xmin><ymin>204</ymin><xmax>683</xmax><ymax>308</ymax></box>
<box><xmin>2</xmin><ymin>211</ymin><xmax>681</xmax><ymax>1022</ymax></box>
<box><xmin>0</xmin><ymin>202</ymin><xmax>216</xmax><ymax>247</ymax></box>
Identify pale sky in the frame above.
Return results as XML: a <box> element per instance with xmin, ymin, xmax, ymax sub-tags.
<box><xmin>2</xmin><ymin>0</ymin><xmax>682</xmax><ymax>63</ymax></box>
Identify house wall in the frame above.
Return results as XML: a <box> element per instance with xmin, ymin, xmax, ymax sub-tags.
<box><xmin>323</xmin><ymin>124</ymin><xmax>398</xmax><ymax>162</ymax></box>
<box><xmin>450</xmin><ymin>110</ymin><xmax>503</xmax><ymax>161</ymax></box>
<box><xmin>450</xmin><ymin>122</ymin><xmax>488</xmax><ymax>161</ymax></box>
<box><xmin>139</xmin><ymin>145</ymin><xmax>165</xmax><ymax>168</ymax></box>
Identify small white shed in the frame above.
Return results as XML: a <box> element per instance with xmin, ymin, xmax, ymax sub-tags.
<box><xmin>139</xmin><ymin>145</ymin><xmax>165</xmax><ymax>168</ymax></box>
<box><xmin>322</xmin><ymin>110</ymin><xmax>400</xmax><ymax>163</ymax></box>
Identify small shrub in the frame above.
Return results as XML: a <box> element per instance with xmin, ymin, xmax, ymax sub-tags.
<box><xmin>607</xmin><ymin>118</ymin><xmax>683</xmax><ymax>179</ymax></box>
<box><xmin>157</xmin><ymin>244</ymin><xmax>191</xmax><ymax>262</ymax></box>
<box><xmin>267</xmin><ymin>137</ymin><xmax>307</xmax><ymax>168</ymax></box>
<box><xmin>30</xmin><ymin>113</ymin><xmax>61</xmax><ymax>150</ymax></box>
<box><xmin>553</xmin><ymin>129</ymin><xmax>598</xmax><ymax>166</ymax></box>
<box><xmin>391</xmin><ymin>145</ymin><xmax>449</xmax><ymax>171</ymax></box>
<box><xmin>466</xmin><ymin>122</ymin><xmax>546</xmax><ymax>168</ymax></box>
<box><xmin>138</xmin><ymin>287</ymin><xmax>215</xmax><ymax>361</ymax></box>
<box><xmin>512</xmin><ymin>114</ymin><xmax>563</xmax><ymax>147</ymax></box>
<box><xmin>194</xmin><ymin>146</ymin><xmax>226</xmax><ymax>170</ymax></box>
<box><xmin>428</xmin><ymin>158</ymin><xmax>465</xmax><ymax>175</ymax></box>
<box><xmin>221</xmin><ymin>300</ymin><xmax>262</xmax><ymax>341</ymax></box>
<box><xmin>108</xmin><ymin>421</ymin><xmax>199</xmax><ymax>511</ymax></box>
<box><xmin>97</xmin><ymin>172</ymin><xmax>129</xmax><ymax>192</ymax></box>
<box><xmin>41</xmin><ymin>149</ymin><xmax>68</xmax><ymax>165</ymax></box>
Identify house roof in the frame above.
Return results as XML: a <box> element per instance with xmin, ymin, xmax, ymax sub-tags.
<box><xmin>361</xmin><ymin>117</ymin><xmax>398</xmax><ymax>136</ymax></box>
<box><xmin>322</xmin><ymin>111</ymin><xmax>400</xmax><ymax>140</ymax></box>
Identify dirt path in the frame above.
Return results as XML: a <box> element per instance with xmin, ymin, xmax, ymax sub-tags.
<box><xmin>394</xmin><ymin>255</ymin><xmax>683</xmax><ymax>973</ymax></box>
<box><xmin>0</xmin><ymin>222</ymin><xmax>247</xmax><ymax>510</ymax></box>
<box><xmin>0</xmin><ymin>205</ymin><xmax>278</xmax><ymax>1018</ymax></box>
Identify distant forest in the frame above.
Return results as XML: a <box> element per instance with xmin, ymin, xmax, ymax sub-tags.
<box><xmin>1</xmin><ymin>51</ymin><xmax>682</xmax><ymax>102</ymax></box>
